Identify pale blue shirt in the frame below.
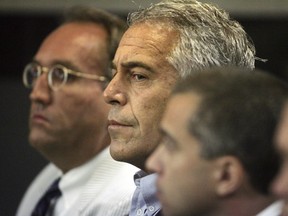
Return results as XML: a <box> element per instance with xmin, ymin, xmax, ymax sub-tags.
<box><xmin>129</xmin><ymin>171</ymin><xmax>161</xmax><ymax>216</ymax></box>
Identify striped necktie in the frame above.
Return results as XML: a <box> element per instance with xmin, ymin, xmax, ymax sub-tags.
<box><xmin>31</xmin><ymin>177</ymin><xmax>62</xmax><ymax>216</ymax></box>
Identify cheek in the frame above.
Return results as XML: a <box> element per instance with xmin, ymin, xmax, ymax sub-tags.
<box><xmin>67</xmin><ymin>85</ymin><xmax>102</xmax><ymax>104</ymax></box>
<box><xmin>273</xmin><ymin>160</ymin><xmax>288</xmax><ymax>196</ymax></box>
<box><xmin>164</xmin><ymin>156</ymin><xmax>192</xmax><ymax>188</ymax></box>
<box><xmin>162</xmin><ymin>158</ymin><xmax>196</xmax><ymax>211</ymax></box>
<box><xmin>83</xmin><ymin>97</ymin><xmax>110</xmax><ymax>125</ymax></box>
<box><xmin>135</xmin><ymin>89</ymin><xmax>170</xmax><ymax>128</ymax></box>
<box><xmin>85</xmin><ymin>94</ymin><xmax>109</xmax><ymax>113</ymax></box>
<box><xmin>59</xmin><ymin>88</ymin><xmax>108</xmax><ymax>120</ymax></box>
<box><xmin>171</xmin><ymin>154</ymin><xmax>209</xmax><ymax>194</ymax></box>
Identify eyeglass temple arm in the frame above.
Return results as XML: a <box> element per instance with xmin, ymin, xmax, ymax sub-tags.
<box><xmin>69</xmin><ymin>70</ymin><xmax>108</xmax><ymax>82</ymax></box>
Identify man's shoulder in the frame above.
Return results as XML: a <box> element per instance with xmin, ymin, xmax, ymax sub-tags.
<box><xmin>16</xmin><ymin>163</ymin><xmax>61</xmax><ymax>216</ymax></box>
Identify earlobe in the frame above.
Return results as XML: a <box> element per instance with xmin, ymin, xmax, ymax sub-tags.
<box><xmin>213</xmin><ymin>156</ymin><xmax>244</xmax><ymax>197</ymax></box>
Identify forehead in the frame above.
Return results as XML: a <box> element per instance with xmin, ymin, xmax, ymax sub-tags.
<box><xmin>35</xmin><ymin>22</ymin><xmax>108</xmax><ymax>71</ymax></box>
<box><xmin>162</xmin><ymin>93</ymin><xmax>201</xmax><ymax>136</ymax></box>
<box><xmin>39</xmin><ymin>22</ymin><xmax>107</xmax><ymax>51</ymax></box>
<box><xmin>123</xmin><ymin>22</ymin><xmax>177</xmax><ymax>51</ymax></box>
<box><xmin>114</xmin><ymin>22</ymin><xmax>179</xmax><ymax>63</ymax></box>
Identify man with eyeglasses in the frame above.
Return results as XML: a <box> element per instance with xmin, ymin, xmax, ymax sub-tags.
<box><xmin>16</xmin><ymin>6</ymin><xmax>138</xmax><ymax>216</ymax></box>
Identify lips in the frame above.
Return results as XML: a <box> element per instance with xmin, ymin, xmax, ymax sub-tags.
<box><xmin>30</xmin><ymin>103</ymin><xmax>49</xmax><ymax>124</ymax></box>
<box><xmin>30</xmin><ymin>112</ymin><xmax>49</xmax><ymax>125</ymax></box>
<box><xmin>108</xmin><ymin>119</ymin><xmax>132</xmax><ymax>127</ymax></box>
<box><xmin>107</xmin><ymin>118</ymin><xmax>135</xmax><ymax>133</ymax></box>
<box><xmin>108</xmin><ymin>119</ymin><xmax>123</xmax><ymax>126</ymax></box>
<box><xmin>33</xmin><ymin>114</ymin><xmax>47</xmax><ymax>120</ymax></box>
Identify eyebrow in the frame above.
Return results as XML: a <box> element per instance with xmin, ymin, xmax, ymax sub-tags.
<box><xmin>160</xmin><ymin>127</ymin><xmax>178</xmax><ymax>147</ymax></box>
<box><xmin>160</xmin><ymin>127</ymin><xmax>174</xmax><ymax>142</ymax></box>
<box><xmin>32</xmin><ymin>59</ymin><xmax>81</xmax><ymax>72</ymax></box>
<box><xmin>112</xmin><ymin>61</ymin><xmax>155</xmax><ymax>73</ymax></box>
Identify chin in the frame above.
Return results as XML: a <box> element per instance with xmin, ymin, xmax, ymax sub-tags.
<box><xmin>110</xmin><ymin>150</ymin><xmax>124</xmax><ymax>162</ymax></box>
<box><xmin>29</xmin><ymin>136</ymin><xmax>45</xmax><ymax>149</ymax></box>
<box><xmin>109</xmin><ymin>141</ymin><xmax>128</xmax><ymax>161</ymax></box>
<box><xmin>29</xmin><ymin>132</ymin><xmax>56</xmax><ymax>152</ymax></box>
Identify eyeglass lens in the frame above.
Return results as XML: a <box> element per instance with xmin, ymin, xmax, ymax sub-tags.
<box><xmin>49</xmin><ymin>66</ymin><xmax>67</xmax><ymax>90</ymax></box>
<box><xmin>23</xmin><ymin>64</ymin><xmax>40</xmax><ymax>88</ymax></box>
<box><xmin>23</xmin><ymin>64</ymin><xmax>68</xmax><ymax>90</ymax></box>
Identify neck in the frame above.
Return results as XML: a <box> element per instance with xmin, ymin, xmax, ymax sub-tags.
<box><xmin>218</xmin><ymin>194</ymin><xmax>277</xmax><ymax>216</ymax></box>
<box><xmin>38</xmin><ymin>133</ymin><xmax>110</xmax><ymax>173</ymax></box>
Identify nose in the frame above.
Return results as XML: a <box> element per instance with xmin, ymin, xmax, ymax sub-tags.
<box><xmin>146</xmin><ymin>144</ymin><xmax>165</xmax><ymax>174</ymax></box>
<box><xmin>103</xmin><ymin>73</ymin><xmax>127</xmax><ymax>106</ymax></box>
<box><xmin>29</xmin><ymin>73</ymin><xmax>52</xmax><ymax>105</ymax></box>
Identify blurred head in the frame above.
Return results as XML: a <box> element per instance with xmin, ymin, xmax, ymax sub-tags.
<box><xmin>104</xmin><ymin>0</ymin><xmax>255</xmax><ymax>170</ymax></box>
<box><xmin>23</xmin><ymin>6</ymin><xmax>126</xmax><ymax>172</ymax></box>
<box><xmin>272</xmin><ymin>102</ymin><xmax>288</xmax><ymax>215</ymax></box>
<box><xmin>147</xmin><ymin>68</ymin><xmax>288</xmax><ymax>216</ymax></box>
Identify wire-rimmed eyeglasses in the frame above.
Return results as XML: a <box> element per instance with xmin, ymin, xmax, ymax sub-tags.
<box><xmin>23</xmin><ymin>62</ymin><xmax>109</xmax><ymax>91</ymax></box>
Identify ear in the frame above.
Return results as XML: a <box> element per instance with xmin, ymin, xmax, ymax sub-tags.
<box><xmin>213</xmin><ymin>156</ymin><xmax>244</xmax><ymax>197</ymax></box>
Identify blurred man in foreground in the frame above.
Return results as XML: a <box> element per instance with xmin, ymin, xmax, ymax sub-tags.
<box><xmin>147</xmin><ymin>68</ymin><xmax>288</xmax><ymax>216</ymax></box>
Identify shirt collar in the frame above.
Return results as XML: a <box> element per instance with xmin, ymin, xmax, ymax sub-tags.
<box><xmin>58</xmin><ymin>150</ymin><xmax>107</xmax><ymax>210</ymax></box>
<box><xmin>256</xmin><ymin>200</ymin><xmax>283</xmax><ymax>216</ymax></box>
<box><xmin>134</xmin><ymin>171</ymin><xmax>161</xmax><ymax>213</ymax></box>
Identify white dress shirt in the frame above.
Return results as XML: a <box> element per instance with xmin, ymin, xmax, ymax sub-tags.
<box><xmin>256</xmin><ymin>200</ymin><xmax>283</xmax><ymax>216</ymax></box>
<box><xmin>16</xmin><ymin>147</ymin><xmax>139</xmax><ymax>216</ymax></box>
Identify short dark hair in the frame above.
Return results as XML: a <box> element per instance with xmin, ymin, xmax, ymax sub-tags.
<box><xmin>172</xmin><ymin>67</ymin><xmax>288</xmax><ymax>194</ymax></box>
<box><xmin>63</xmin><ymin>6</ymin><xmax>127</xmax><ymax>78</ymax></box>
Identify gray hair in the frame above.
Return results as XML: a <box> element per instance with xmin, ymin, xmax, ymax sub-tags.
<box><xmin>128</xmin><ymin>0</ymin><xmax>256</xmax><ymax>78</ymax></box>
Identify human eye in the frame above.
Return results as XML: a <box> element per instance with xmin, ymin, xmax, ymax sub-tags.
<box><xmin>129</xmin><ymin>67</ymin><xmax>149</xmax><ymax>82</ymax></box>
<box><xmin>50</xmin><ymin>66</ymin><xmax>65</xmax><ymax>83</ymax></box>
<box><xmin>130</xmin><ymin>72</ymin><xmax>147</xmax><ymax>81</ymax></box>
<box><xmin>161</xmin><ymin>134</ymin><xmax>177</xmax><ymax>152</ymax></box>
